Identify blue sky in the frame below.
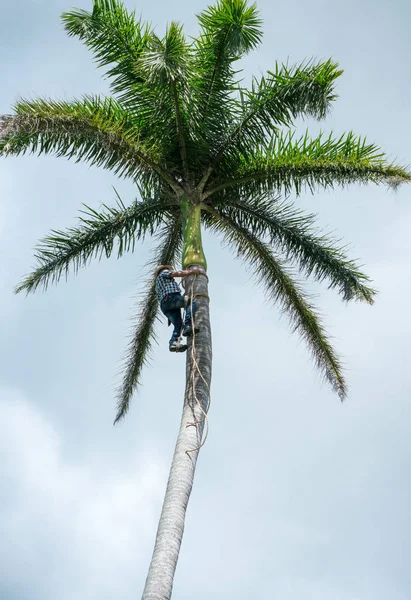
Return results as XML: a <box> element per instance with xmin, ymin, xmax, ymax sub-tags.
<box><xmin>1</xmin><ymin>1</ymin><xmax>411</xmax><ymax>599</ymax></box>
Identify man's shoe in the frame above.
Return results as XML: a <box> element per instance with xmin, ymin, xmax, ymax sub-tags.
<box><xmin>176</xmin><ymin>343</ymin><xmax>188</xmax><ymax>352</ymax></box>
<box><xmin>169</xmin><ymin>341</ymin><xmax>188</xmax><ymax>352</ymax></box>
<box><xmin>182</xmin><ymin>325</ymin><xmax>200</xmax><ymax>337</ymax></box>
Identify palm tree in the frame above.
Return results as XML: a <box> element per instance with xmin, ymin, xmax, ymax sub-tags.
<box><xmin>1</xmin><ymin>0</ymin><xmax>409</xmax><ymax>597</ymax></box>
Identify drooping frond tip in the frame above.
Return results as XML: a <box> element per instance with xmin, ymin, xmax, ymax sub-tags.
<box><xmin>204</xmin><ymin>210</ymin><xmax>347</xmax><ymax>400</ymax></box>
<box><xmin>210</xmin><ymin>196</ymin><xmax>377</xmax><ymax>305</ymax></box>
<box><xmin>385</xmin><ymin>172</ymin><xmax>411</xmax><ymax>190</ymax></box>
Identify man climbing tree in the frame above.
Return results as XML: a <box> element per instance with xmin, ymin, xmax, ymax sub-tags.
<box><xmin>155</xmin><ymin>265</ymin><xmax>202</xmax><ymax>352</ymax></box>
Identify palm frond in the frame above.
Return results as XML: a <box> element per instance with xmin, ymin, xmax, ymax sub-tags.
<box><xmin>191</xmin><ymin>0</ymin><xmax>263</xmax><ymax>149</ymax></box>
<box><xmin>62</xmin><ymin>4</ymin><xmax>194</xmax><ymax>169</ymax></box>
<box><xmin>140</xmin><ymin>22</ymin><xmax>193</xmax><ymax>177</ymax></box>
<box><xmin>199</xmin><ymin>59</ymin><xmax>343</xmax><ymax>187</ymax></box>
<box><xmin>210</xmin><ymin>196</ymin><xmax>376</xmax><ymax>303</ymax></box>
<box><xmin>140</xmin><ymin>22</ymin><xmax>191</xmax><ymax>84</ymax></box>
<box><xmin>0</xmin><ymin>97</ymin><xmax>183</xmax><ymax>194</ymax></box>
<box><xmin>62</xmin><ymin>0</ymin><xmax>152</xmax><ymax>113</ymax></box>
<box><xmin>204</xmin><ymin>210</ymin><xmax>346</xmax><ymax>398</ymax></box>
<box><xmin>197</xmin><ymin>0</ymin><xmax>263</xmax><ymax>56</ymax></box>
<box><xmin>205</xmin><ymin>130</ymin><xmax>411</xmax><ymax>197</ymax></box>
<box><xmin>15</xmin><ymin>191</ymin><xmax>177</xmax><ymax>294</ymax></box>
<box><xmin>114</xmin><ymin>217</ymin><xmax>183</xmax><ymax>423</ymax></box>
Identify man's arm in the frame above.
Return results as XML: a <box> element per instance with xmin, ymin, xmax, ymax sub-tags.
<box><xmin>170</xmin><ymin>267</ymin><xmax>204</xmax><ymax>279</ymax></box>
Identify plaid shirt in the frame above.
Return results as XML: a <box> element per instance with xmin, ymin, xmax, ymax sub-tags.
<box><xmin>155</xmin><ymin>269</ymin><xmax>181</xmax><ymax>303</ymax></box>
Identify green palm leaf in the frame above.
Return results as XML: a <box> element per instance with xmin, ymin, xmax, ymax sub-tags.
<box><xmin>62</xmin><ymin>0</ymin><xmax>152</xmax><ymax>113</ymax></box>
<box><xmin>199</xmin><ymin>59</ymin><xmax>343</xmax><ymax>187</ymax></box>
<box><xmin>0</xmin><ymin>97</ymin><xmax>182</xmax><ymax>193</ymax></box>
<box><xmin>205</xmin><ymin>130</ymin><xmax>411</xmax><ymax>197</ymax></box>
<box><xmin>205</xmin><ymin>210</ymin><xmax>346</xmax><ymax>398</ymax></box>
<box><xmin>191</xmin><ymin>0</ymin><xmax>263</xmax><ymax>149</ymax></box>
<box><xmin>210</xmin><ymin>196</ymin><xmax>376</xmax><ymax>303</ymax></box>
<box><xmin>15</xmin><ymin>191</ymin><xmax>178</xmax><ymax>294</ymax></box>
<box><xmin>139</xmin><ymin>22</ymin><xmax>193</xmax><ymax>177</ymax></box>
<box><xmin>63</xmin><ymin>4</ymin><xmax>193</xmax><ymax>168</ymax></box>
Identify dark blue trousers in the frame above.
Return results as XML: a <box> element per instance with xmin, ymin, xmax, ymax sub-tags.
<box><xmin>160</xmin><ymin>292</ymin><xmax>197</xmax><ymax>345</ymax></box>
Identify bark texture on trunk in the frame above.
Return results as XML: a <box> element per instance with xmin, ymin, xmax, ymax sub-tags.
<box><xmin>141</xmin><ymin>268</ymin><xmax>212</xmax><ymax>600</ymax></box>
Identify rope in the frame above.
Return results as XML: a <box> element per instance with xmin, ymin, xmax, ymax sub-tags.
<box><xmin>184</xmin><ymin>267</ymin><xmax>209</xmax><ymax>282</ymax></box>
<box><xmin>183</xmin><ymin>274</ymin><xmax>211</xmax><ymax>454</ymax></box>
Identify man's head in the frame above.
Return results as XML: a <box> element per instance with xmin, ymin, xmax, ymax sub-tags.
<box><xmin>154</xmin><ymin>265</ymin><xmax>174</xmax><ymax>278</ymax></box>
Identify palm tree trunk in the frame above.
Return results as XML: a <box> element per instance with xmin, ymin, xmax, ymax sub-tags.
<box><xmin>141</xmin><ymin>267</ymin><xmax>212</xmax><ymax>600</ymax></box>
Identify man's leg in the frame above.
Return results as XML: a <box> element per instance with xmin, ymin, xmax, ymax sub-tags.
<box><xmin>183</xmin><ymin>298</ymin><xmax>199</xmax><ymax>336</ymax></box>
<box><xmin>166</xmin><ymin>308</ymin><xmax>183</xmax><ymax>345</ymax></box>
<box><xmin>161</xmin><ymin>296</ymin><xmax>187</xmax><ymax>352</ymax></box>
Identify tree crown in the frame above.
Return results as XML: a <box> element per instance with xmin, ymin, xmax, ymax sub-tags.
<box><xmin>1</xmin><ymin>0</ymin><xmax>410</xmax><ymax>420</ymax></box>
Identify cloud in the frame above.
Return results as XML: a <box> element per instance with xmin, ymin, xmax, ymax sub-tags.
<box><xmin>0</xmin><ymin>389</ymin><xmax>166</xmax><ymax>600</ymax></box>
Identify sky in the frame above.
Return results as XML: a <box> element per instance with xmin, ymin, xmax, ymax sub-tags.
<box><xmin>1</xmin><ymin>1</ymin><xmax>410</xmax><ymax>599</ymax></box>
